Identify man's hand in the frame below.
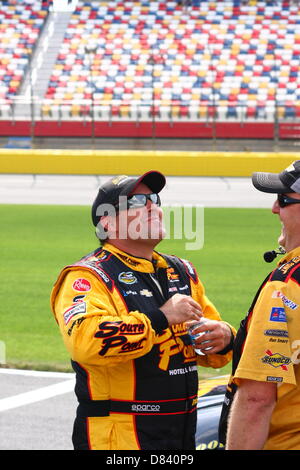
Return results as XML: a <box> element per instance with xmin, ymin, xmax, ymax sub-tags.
<box><xmin>189</xmin><ymin>319</ymin><xmax>232</xmax><ymax>354</ymax></box>
<box><xmin>160</xmin><ymin>294</ymin><xmax>203</xmax><ymax>326</ymax></box>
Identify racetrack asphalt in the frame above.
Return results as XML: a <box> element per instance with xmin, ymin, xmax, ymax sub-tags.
<box><xmin>0</xmin><ymin>174</ymin><xmax>276</xmax><ymax>208</ymax></box>
<box><xmin>0</xmin><ymin>173</ymin><xmax>276</xmax><ymax>450</ymax></box>
<box><xmin>0</xmin><ymin>368</ymin><xmax>76</xmax><ymax>450</ymax></box>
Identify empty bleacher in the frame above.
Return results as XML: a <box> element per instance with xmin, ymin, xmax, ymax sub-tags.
<box><xmin>2</xmin><ymin>0</ymin><xmax>300</xmax><ymax>130</ymax></box>
<box><xmin>0</xmin><ymin>0</ymin><xmax>49</xmax><ymax>118</ymax></box>
<box><xmin>39</xmin><ymin>0</ymin><xmax>300</xmax><ymax>122</ymax></box>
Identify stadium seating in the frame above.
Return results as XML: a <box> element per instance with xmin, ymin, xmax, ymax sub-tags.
<box><xmin>0</xmin><ymin>0</ymin><xmax>48</xmax><ymax>116</ymax></box>
<box><xmin>39</xmin><ymin>0</ymin><xmax>300</xmax><ymax>121</ymax></box>
<box><xmin>2</xmin><ymin>0</ymin><xmax>300</xmax><ymax>124</ymax></box>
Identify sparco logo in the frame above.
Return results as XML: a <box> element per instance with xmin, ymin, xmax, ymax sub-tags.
<box><xmin>131</xmin><ymin>404</ymin><xmax>160</xmax><ymax>413</ymax></box>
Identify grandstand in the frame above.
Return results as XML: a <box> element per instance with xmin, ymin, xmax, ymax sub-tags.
<box><xmin>1</xmin><ymin>0</ymin><xmax>300</xmax><ymax>141</ymax></box>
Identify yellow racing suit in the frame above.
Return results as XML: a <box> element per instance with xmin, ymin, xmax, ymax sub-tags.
<box><xmin>51</xmin><ymin>243</ymin><xmax>234</xmax><ymax>450</ymax></box>
<box><xmin>219</xmin><ymin>247</ymin><xmax>300</xmax><ymax>450</ymax></box>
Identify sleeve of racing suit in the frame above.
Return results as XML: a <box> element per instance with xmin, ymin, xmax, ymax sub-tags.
<box><xmin>190</xmin><ymin>277</ymin><xmax>235</xmax><ymax>368</ymax></box>
<box><xmin>233</xmin><ymin>280</ymin><xmax>297</xmax><ymax>387</ymax></box>
<box><xmin>51</xmin><ymin>268</ymin><xmax>169</xmax><ymax>366</ymax></box>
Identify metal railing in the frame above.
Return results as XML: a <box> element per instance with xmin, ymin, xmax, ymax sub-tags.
<box><xmin>3</xmin><ymin>97</ymin><xmax>298</xmax><ymax>122</ymax></box>
<box><xmin>1</xmin><ymin>97</ymin><xmax>300</xmax><ymax>149</ymax></box>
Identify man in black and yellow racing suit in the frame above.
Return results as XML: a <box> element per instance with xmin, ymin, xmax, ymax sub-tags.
<box><xmin>51</xmin><ymin>170</ymin><xmax>235</xmax><ymax>450</ymax></box>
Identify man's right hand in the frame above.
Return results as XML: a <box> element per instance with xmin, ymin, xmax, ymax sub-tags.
<box><xmin>160</xmin><ymin>294</ymin><xmax>203</xmax><ymax>326</ymax></box>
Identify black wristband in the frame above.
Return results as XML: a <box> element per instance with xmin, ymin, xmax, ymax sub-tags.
<box><xmin>147</xmin><ymin>309</ymin><xmax>169</xmax><ymax>334</ymax></box>
<box><xmin>217</xmin><ymin>328</ymin><xmax>235</xmax><ymax>355</ymax></box>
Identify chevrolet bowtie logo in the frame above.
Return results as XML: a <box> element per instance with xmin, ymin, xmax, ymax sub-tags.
<box><xmin>140</xmin><ymin>289</ymin><xmax>153</xmax><ymax>297</ymax></box>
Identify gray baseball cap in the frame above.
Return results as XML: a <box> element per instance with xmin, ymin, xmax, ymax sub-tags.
<box><xmin>252</xmin><ymin>160</ymin><xmax>300</xmax><ymax>194</ymax></box>
<box><xmin>91</xmin><ymin>171</ymin><xmax>166</xmax><ymax>226</ymax></box>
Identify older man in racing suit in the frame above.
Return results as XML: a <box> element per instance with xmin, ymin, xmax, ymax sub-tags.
<box><xmin>219</xmin><ymin>160</ymin><xmax>300</xmax><ymax>450</ymax></box>
<box><xmin>51</xmin><ymin>170</ymin><xmax>234</xmax><ymax>450</ymax></box>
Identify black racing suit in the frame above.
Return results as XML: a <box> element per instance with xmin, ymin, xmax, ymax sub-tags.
<box><xmin>51</xmin><ymin>243</ymin><xmax>233</xmax><ymax>450</ymax></box>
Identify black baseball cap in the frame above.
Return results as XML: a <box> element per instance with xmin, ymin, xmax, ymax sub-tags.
<box><xmin>91</xmin><ymin>170</ymin><xmax>166</xmax><ymax>226</ymax></box>
<box><xmin>252</xmin><ymin>160</ymin><xmax>300</xmax><ymax>194</ymax></box>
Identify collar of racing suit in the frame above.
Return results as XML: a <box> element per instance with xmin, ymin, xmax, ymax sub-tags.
<box><xmin>277</xmin><ymin>246</ymin><xmax>300</xmax><ymax>267</ymax></box>
<box><xmin>102</xmin><ymin>242</ymin><xmax>169</xmax><ymax>273</ymax></box>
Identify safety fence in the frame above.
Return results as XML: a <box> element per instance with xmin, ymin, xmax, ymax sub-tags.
<box><xmin>1</xmin><ymin>100</ymin><xmax>300</xmax><ymax>140</ymax></box>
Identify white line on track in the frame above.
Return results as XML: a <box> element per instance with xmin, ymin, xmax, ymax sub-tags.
<box><xmin>0</xmin><ymin>378</ymin><xmax>75</xmax><ymax>413</ymax></box>
<box><xmin>0</xmin><ymin>368</ymin><xmax>74</xmax><ymax>379</ymax></box>
<box><xmin>0</xmin><ymin>368</ymin><xmax>75</xmax><ymax>413</ymax></box>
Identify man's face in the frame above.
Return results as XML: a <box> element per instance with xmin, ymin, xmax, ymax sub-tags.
<box><xmin>121</xmin><ymin>182</ymin><xmax>166</xmax><ymax>243</ymax></box>
<box><xmin>102</xmin><ymin>182</ymin><xmax>165</xmax><ymax>246</ymax></box>
<box><xmin>272</xmin><ymin>192</ymin><xmax>300</xmax><ymax>252</ymax></box>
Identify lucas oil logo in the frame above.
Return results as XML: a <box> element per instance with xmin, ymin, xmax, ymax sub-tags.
<box><xmin>118</xmin><ymin>272</ymin><xmax>137</xmax><ymax>284</ymax></box>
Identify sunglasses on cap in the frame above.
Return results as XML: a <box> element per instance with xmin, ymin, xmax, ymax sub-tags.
<box><xmin>116</xmin><ymin>193</ymin><xmax>161</xmax><ymax>211</ymax></box>
<box><xmin>277</xmin><ymin>194</ymin><xmax>300</xmax><ymax>208</ymax></box>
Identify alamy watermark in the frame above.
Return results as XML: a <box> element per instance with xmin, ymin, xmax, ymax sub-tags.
<box><xmin>52</xmin><ymin>0</ymin><xmax>79</xmax><ymax>12</ymax></box>
<box><xmin>95</xmin><ymin>200</ymin><xmax>204</xmax><ymax>251</ymax></box>
<box><xmin>163</xmin><ymin>205</ymin><xmax>204</xmax><ymax>251</ymax></box>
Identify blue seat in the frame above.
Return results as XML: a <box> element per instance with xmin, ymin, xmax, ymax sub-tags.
<box><xmin>226</xmin><ymin>107</ymin><xmax>238</xmax><ymax>118</ymax></box>
<box><xmin>285</xmin><ymin>107</ymin><xmax>296</xmax><ymax>118</ymax></box>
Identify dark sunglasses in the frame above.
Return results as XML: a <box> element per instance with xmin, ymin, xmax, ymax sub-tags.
<box><xmin>116</xmin><ymin>193</ymin><xmax>161</xmax><ymax>211</ymax></box>
<box><xmin>277</xmin><ymin>194</ymin><xmax>300</xmax><ymax>208</ymax></box>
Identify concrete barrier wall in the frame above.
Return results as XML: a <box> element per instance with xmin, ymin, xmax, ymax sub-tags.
<box><xmin>0</xmin><ymin>148</ymin><xmax>299</xmax><ymax>176</ymax></box>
